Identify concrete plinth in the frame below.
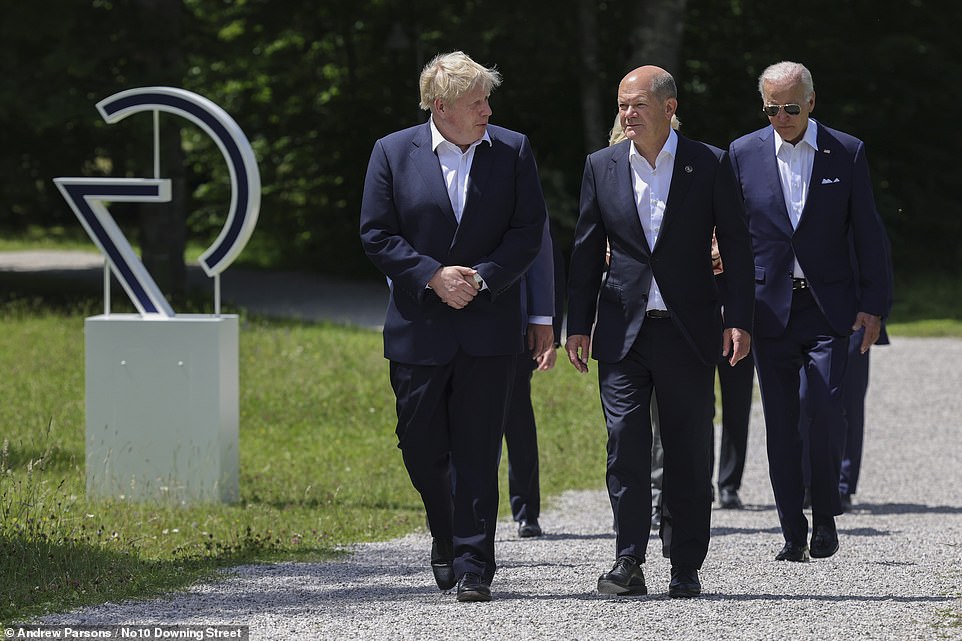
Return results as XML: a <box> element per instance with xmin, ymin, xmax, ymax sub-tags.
<box><xmin>84</xmin><ymin>314</ymin><xmax>239</xmax><ymax>503</ymax></box>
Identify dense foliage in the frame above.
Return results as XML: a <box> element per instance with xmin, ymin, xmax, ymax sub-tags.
<box><xmin>1</xmin><ymin>0</ymin><xmax>957</xmax><ymax>280</ymax></box>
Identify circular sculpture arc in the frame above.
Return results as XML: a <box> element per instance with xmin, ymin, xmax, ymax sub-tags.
<box><xmin>97</xmin><ymin>86</ymin><xmax>261</xmax><ymax>277</ymax></box>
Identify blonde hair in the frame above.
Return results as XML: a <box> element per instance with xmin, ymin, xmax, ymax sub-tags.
<box><xmin>608</xmin><ymin>113</ymin><xmax>681</xmax><ymax>146</ymax></box>
<box><xmin>418</xmin><ymin>51</ymin><xmax>502</xmax><ymax>111</ymax></box>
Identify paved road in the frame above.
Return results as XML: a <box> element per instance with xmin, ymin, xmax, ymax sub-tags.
<box><xmin>0</xmin><ymin>249</ymin><xmax>389</xmax><ymax>329</ymax></box>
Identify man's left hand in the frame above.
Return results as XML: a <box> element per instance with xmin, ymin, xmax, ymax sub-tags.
<box><xmin>527</xmin><ymin>323</ymin><xmax>554</xmax><ymax>362</ymax></box>
<box><xmin>852</xmin><ymin>312</ymin><xmax>882</xmax><ymax>354</ymax></box>
<box><xmin>722</xmin><ymin>327</ymin><xmax>752</xmax><ymax>366</ymax></box>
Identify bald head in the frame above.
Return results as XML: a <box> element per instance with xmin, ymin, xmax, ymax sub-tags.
<box><xmin>617</xmin><ymin>66</ymin><xmax>678</xmax><ymax>163</ymax></box>
<box><xmin>619</xmin><ymin>66</ymin><xmax>677</xmax><ymax>103</ymax></box>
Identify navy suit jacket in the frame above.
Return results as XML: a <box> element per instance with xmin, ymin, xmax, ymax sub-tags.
<box><xmin>522</xmin><ymin>218</ymin><xmax>555</xmax><ymax>325</ymax></box>
<box><xmin>728</xmin><ymin>123</ymin><xmax>892</xmax><ymax>338</ymax></box>
<box><xmin>360</xmin><ymin>122</ymin><xmax>548</xmax><ymax>365</ymax></box>
<box><xmin>567</xmin><ymin>135</ymin><xmax>755</xmax><ymax>366</ymax></box>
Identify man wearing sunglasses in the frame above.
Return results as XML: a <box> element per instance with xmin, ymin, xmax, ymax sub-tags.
<box><xmin>728</xmin><ymin>61</ymin><xmax>892</xmax><ymax>563</ymax></box>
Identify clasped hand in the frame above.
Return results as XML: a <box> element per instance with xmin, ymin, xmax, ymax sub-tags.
<box><xmin>429</xmin><ymin>266</ymin><xmax>480</xmax><ymax>309</ymax></box>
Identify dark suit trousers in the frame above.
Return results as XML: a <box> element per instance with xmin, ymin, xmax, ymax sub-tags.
<box><xmin>598</xmin><ymin>317</ymin><xmax>714</xmax><ymax>570</ymax></box>
<box><xmin>754</xmin><ymin>288</ymin><xmax>849</xmax><ymax>545</ymax></box>
<box><xmin>390</xmin><ymin>351</ymin><xmax>516</xmax><ymax>584</ymax></box>
<box><xmin>840</xmin><ymin>328</ymin><xmax>870</xmax><ymax>496</ymax></box>
<box><xmin>503</xmin><ymin>356</ymin><xmax>540</xmax><ymax>522</ymax></box>
<box><xmin>713</xmin><ymin>351</ymin><xmax>754</xmax><ymax>492</ymax></box>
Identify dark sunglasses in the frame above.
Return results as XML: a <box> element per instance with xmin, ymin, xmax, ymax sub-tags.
<box><xmin>762</xmin><ymin>104</ymin><xmax>802</xmax><ymax>116</ymax></box>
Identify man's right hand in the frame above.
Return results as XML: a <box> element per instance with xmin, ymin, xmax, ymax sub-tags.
<box><xmin>565</xmin><ymin>334</ymin><xmax>591</xmax><ymax>373</ymax></box>
<box><xmin>428</xmin><ymin>266</ymin><xmax>480</xmax><ymax>309</ymax></box>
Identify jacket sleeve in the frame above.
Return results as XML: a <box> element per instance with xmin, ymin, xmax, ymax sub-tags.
<box><xmin>566</xmin><ymin>155</ymin><xmax>609</xmax><ymax>336</ymax></box>
<box><xmin>359</xmin><ymin>138</ymin><xmax>443</xmax><ymax>302</ymax></box>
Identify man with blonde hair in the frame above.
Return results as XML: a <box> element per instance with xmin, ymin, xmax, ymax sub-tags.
<box><xmin>360</xmin><ymin>51</ymin><xmax>549</xmax><ymax>602</ymax></box>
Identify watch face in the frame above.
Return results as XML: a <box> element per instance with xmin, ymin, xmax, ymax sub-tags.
<box><xmin>473</xmin><ymin>273</ymin><xmax>483</xmax><ymax>288</ymax></box>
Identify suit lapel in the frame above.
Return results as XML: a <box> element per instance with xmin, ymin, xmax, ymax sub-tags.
<box><xmin>410</xmin><ymin>122</ymin><xmax>458</xmax><ymax>228</ymax></box>
<box><xmin>756</xmin><ymin>127</ymin><xmax>795</xmax><ymax>237</ymax></box>
<box><xmin>657</xmin><ymin>136</ymin><xmax>695</xmax><ymax>247</ymax></box>
<box><xmin>608</xmin><ymin>143</ymin><xmax>652</xmax><ymax>255</ymax></box>
<box><xmin>460</xmin><ymin>138</ymin><xmax>493</xmax><ymax>223</ymax></box>
<box><xmin>797</xmin><ymin>122</ymin><xmax>836</xmax><ymax>233</ymax></box>
<box><xmin>449</xmin><ymin>135</ymin><xmax>494</xmax><ymax>250</ymax></box>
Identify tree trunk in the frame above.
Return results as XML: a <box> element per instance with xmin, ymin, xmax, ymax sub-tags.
<box><xmin>577</xmin><ymin>0</ymin><xmax>605</xmax><ymax>154</ymax></box>
<box><xmin>136</xmin><ymin>0</ymin><xmax>187</xmax><ymax>303</ymax></box>
<box><xmin>627</xmin><ymin>0</ymin><xmax>689</xmax><ymax>77</ymax></box>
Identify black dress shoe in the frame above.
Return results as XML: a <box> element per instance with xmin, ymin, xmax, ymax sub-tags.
<box><xmin>719</xmin><ymin>487</ymin><xmax>744</xmax><ymax>510</ymax></box>
<box><xmin>668</xmin><ymin>567</ymin><xmax>701</xmax><ymax>598</ymax></box>
<box><xmin>456</xmin><ymin>572</ymin><xmax>491</xmax><ymax>602</ymax></box>
<box><xmin>430</xmin><ymin>537</ymin><xmax>455</xmax><ymax>591</ymax></box>
<box><xmin>518</xmin><ymin>518</ymin><xmax>542</xmax><ymax>538</ymax></box>
<box><xmin>775</xmin><ymin>542</ymin><xmax>810</xmax><ymax>562</ymax></box>
<box><xmin>810</xmin><ymin>519</ymin><xmax>839</xmax><ymax>558</ymax></box>
<box><xmin>597</xmin><ymin>555</ymin><xmax>647</xmax><ymax>596</ymax></box>
<box><xmin>839</xmin><ymin>492</ymin><xmax>853</xmax><ymax>513</ymax></box>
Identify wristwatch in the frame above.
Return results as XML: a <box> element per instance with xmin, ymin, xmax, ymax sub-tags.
<box><xmin>473</xmin><ymin>273</ymin><xmax>484</xmax><ymax>289</ymax></box>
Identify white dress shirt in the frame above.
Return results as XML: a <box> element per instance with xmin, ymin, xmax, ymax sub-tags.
<box><xmin>430</xmin><ymin>117</ymin><xmax>490</xmax><ymax>223</ymax></box>
<box><xmin>428</xmin><ymin>118</ymin><xmax>552</xmax><ymax>325</ymax></box>
<box><xmin>774</xmin><ymin>118</ymin><xmax>819</xmax><ymax>278</ymax></box>
<box><xmin>629</xmin><ymin>129</ymin><xmax>677</xmax><ymax>312</ymax></box>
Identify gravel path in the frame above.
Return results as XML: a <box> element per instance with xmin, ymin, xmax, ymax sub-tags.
<box><xmin>36</xmin><ymin>336</ymin><xmax>962</xmax><ymax>640</ymax></box>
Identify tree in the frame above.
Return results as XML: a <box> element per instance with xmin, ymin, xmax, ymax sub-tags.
<box><xmin>134</xmin><ymin>0</ymin><xmax>188</xmax><ymax>301</ymax></box>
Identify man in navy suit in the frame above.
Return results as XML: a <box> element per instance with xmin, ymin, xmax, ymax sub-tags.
<box><xmin>359</xmin><ymin>51</ymin><xmax>548</xmax><ymax>602</ymax></box>
<box><xmin>503</xmin><ymin>220</ymin><xmax>564</xmax><ymax>539</ymax></box>
<box><xmin>728</xmin><ymin>61</ymin><xmax>892</xmax><ymax>562</ymax></box>
<box><xmin>566</xmin><ymin>66</ymin><xmax>754</xmax><ymax>598</ymax></box>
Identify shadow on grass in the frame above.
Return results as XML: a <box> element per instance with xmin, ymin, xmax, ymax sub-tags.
<box><xmin>0</xmin><ymin>535</ymin><xmax>215</xmax><ymax>624</ymax></box>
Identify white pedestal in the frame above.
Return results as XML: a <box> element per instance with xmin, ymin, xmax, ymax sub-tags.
<box><xmin>84</xmin><ymin>314</ymin><xmax>239</xmax><ymax>503</ymax></box>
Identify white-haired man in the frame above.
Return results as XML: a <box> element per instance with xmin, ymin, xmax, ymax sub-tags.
<box><xmin>728</xmin><ymin>61</ymin><xmax>892</xmax><ymax>562</ymax></box>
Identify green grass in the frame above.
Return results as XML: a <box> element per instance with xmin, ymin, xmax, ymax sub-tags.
<box><xmin>884</xmin><ymin>272</ymin><xmax>962</xmax><ymax>336</ymax></box>
<box><xmin>0</xmin><ymin>226</ymin><xmax>94</xmax><ymax>253</ymax></box>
